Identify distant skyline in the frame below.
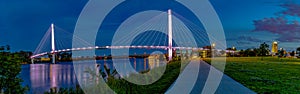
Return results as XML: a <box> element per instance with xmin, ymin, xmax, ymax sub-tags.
<box><xmin>1</xmin><ymin>0</ymin><xmax>300</xmax><ymax>51</ymax></box>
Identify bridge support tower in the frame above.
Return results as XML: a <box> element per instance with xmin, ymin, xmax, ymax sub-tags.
<box><xmin>51</xmin><ymin>23</ymin><xmax>56</xmax><ymax>64</ymax></box>
<box><xmin>168</xmin><ymin>9</ymin><xmax>173</xmax><ymax>61</ymax></box>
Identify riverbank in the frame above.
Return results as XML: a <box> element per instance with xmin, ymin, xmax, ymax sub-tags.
<box><xmin>203</xmin><ymin>57</ymin><xmax>300</xmax><ymax>93</ymax></box>
<box><xmin>44</xmin><ymin>60</ymin><xmax>181</xmax><ymax>94</ymax></box>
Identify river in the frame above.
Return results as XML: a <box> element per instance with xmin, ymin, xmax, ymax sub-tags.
<box><xmin>20</xmin><ymin>58</ymin><xmax>153</xmax><ymax>94</ymax></box>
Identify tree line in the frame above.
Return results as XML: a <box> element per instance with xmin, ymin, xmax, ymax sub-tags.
<box><xmin>229</xmin><ymin>42</ymin><xmax>300</xmax><ymax>57</ymax></box>
<box><xmin>237</xmin><ymin>42</ymin><xmax>270</xmax><ymax>57</ymax></box>
<box><xmin>0</xmin><ymin>45</ymin><xmax>28</xmax><ymax>93</ymax></box>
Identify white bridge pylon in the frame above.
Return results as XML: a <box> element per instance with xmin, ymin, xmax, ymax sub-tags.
<box><xmin>168</xmin><ymin>9</ymin><xmax>173</xmax><ymax>61</ymax></box>
<box><xmin>51</xmin><ymin>23</ymin><xmax>55</xmax><ymax>64</ymax></box>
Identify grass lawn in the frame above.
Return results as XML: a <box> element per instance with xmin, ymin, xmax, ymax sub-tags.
<box><xmin>204</xmin><ymin>57</ymin><xmax>300</xmax><ymax>94</ymax></box>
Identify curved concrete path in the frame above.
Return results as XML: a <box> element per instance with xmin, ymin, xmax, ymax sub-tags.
<box><xmin>167</xmin><ymin>60</ymin><xmax>256</xmax><ymax>94</ymax></box>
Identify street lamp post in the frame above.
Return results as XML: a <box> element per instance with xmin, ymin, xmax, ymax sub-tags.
<box><xmin>232</xmin><ymin>46</ymin><xmax>235</xmax><ymax>57</ymax></box>
<box><xmin>212</xmin><ymin>43</ymin><xmax>216</xmax><ymax>57</ymax></box>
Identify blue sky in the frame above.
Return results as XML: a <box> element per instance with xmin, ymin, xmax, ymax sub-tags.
<box><xmin>1</xmin><ymin>0</ymin><xmax>300</xmax><ymax>51</ymax></box>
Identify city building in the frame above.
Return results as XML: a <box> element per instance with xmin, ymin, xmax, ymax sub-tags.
<box><xmin>271</xmin><ymin>41</ymin><xmax>278</xmax><ymax>56</ymax></box>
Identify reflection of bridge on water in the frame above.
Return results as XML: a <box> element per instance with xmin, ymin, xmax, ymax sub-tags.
<box><xmin>26</xmin><ymin>57</ymin><xmax>161</xmax><ymax>93</ymax></box>
<box><xmin>30</xmin><ymin>9</ymin><xmax>224</xmax><ymax>64</ymax></box>
<box><xmin>27</xmin><ymin>64</ymin><xmax>76</xmax><ymax>93</ymax></box>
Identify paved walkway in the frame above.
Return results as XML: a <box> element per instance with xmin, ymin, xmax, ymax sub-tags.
<box><xmin>167</xmin><ymin>60</ymin><xmax>256</xmax><ymax>94</ymax></box>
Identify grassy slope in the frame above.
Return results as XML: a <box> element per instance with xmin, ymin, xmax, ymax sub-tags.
<box><xmin>45</xmin><ymin>61</ymin><xmax>181</xmax><ymax>94</ymax></box>
<box><xmin>204</xmin><ymin>57</ymin><xmax>300</xmax><ymax>94</ymax></box>
<box><xmin>108</xmin><ymin>61</ymin><xmax>181</xmax><ymax>94</ymax></box>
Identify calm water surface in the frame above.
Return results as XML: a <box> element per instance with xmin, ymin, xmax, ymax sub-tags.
<box><xmin>20</xmin><ymin>58</ymin><xmax>151</xmax><ymax>94</ymax></box>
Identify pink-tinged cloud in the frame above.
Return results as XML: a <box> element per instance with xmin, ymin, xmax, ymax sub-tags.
<box><xmin>253</xmin><ymin>3</ymin><xmax>300</xmax><ymax>42</ymax></box>
<box><xmin>254</xmin><ymin>17</ymin><xmax>299</xmax><ymax>33</ymax></box>
<box><xmin>280</xmin><ymin>3</ymin><xmax>300</xmax><ymax>17</ymax></box>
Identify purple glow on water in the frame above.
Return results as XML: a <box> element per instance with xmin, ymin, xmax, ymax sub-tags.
<box><xmin>20</xmin><ymin>59</ymin><xmax>149</xmax><ymax>93</ymax></box>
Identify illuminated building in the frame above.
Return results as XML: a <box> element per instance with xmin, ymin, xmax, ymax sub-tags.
<box><xmin>271</xmin><ymin>41</ymin><xmax>278</xmax><ymax>56</ymax></box>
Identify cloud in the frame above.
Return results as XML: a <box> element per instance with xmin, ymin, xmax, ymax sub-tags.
<box><xmin>253</xmin><ymin>3</ymin><xmax>300</xmax><ymax>42</ymax></box>
<box><xmin>236</xmin><ymin>41</ymin><xmax>252</xmax><ymax>45</ymax></box>
<box><xmin>277</xmin><ymin>31</ymin><xmax>300</xmax><ymax>42</ymax></box>
<box><xmin>227</xmin><ymin>35</ymin><xmax>265</xmax><ymax>43</ymax></box>
<box><xmin>238</xmin><ymin>36</ymin><xmax>263</xmax><ymax>42</ymax></box>
<box><xmin>280</xmin><ymin>3</ymin><xmax>300</xmax><ymax>17</ymax></box>
<box><xmin>253</xmin><ymin>17</ymin><xmax>299</xmax><ymax>33</ymax></box>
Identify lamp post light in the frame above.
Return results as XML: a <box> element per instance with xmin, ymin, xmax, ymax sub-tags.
<box><xmin>212</xmin><ymin>43</ymin><xmax>216</xmax><ymax>57</ymax></box>
<box><xmin>212</xmin><ymin>43</ymin><xmax>216</xmax><ymax>49</ymax></box>
<box><xmin>232</xmin><ymin>46</ymin><xmax>236</xmax><ymax>57</ymax></box>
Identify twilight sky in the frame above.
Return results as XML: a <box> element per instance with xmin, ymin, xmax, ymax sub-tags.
<box><xmin>1</xmin><ymin>0</ymin><xmax>300</xmax><ymax>52</ymax></box>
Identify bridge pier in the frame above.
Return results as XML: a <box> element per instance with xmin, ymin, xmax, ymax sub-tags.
<box><xmin>31</xmin><ymin>58</ymin><xmax>34</xmax><ymax>64</ymax></box>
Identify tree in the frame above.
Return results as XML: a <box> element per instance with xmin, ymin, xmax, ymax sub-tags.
<box><xmin>297</xmin><ymin>47</ymin><xmax>300</xmax><ymax>56</ymax></box>
<box><xmin>220</xmin><ymin>50</ymin><xmax>226</xmax><ymax>56</ymax></box>
<box><xmin>291</xmin><ymin>51</ymin><xmax>295</xmax><ymax>56</ymax></box>
<box><xmin>243</xmin><ymin>48</ymin><xmax>256</xmax><ymax>57</ymax></box>
<box><xmin>58</xmin><ymin>52</ymin><xmax>72</xmax><ymax>61</ymax></box>
<box><xmin>226</xmin><ymin>47</ymin><xmax>236</xmax><ymax>51</ymax></box>
<box><xmin>239</xmin><ymin>49</ymin><xmax>245</xmax><ymax>57</ymax></box>
<box><xmin>252</xmin><ymin>48</ymin><xmax>258</xmax><ymax>56</ymax></box>
<box><xmin>6</xmin><ymin>45</ymin><xmax>10</xmax><ymax>51</ymax></box>
<box><xmin>258</xmin><ymin>42</ymin><xmax>270</xmax><ymax>56</ymax></box>
<box><xmin>15</xmin><ymin>51</ymin><xmax>32</xmax><ymax>63</ymax></box>
<box><xmin>0</xmin><ymin>46</ymin><xmax>4</xmax><ymax>52</ymax></box>
<box><xmin>0</xmin><ymin>46</ymin><xmax>28</xmax><ymax>93</ymax></box>
<box><xmin>279</xmin><ymin>49</ymin><xmax>285</xmax><ymax>57</ymax></box>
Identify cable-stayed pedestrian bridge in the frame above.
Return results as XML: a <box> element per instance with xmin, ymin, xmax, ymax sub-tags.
<box><xmin>31</xmin><ymin>9</ymin><xmax>224</xmax><ymax>63</ymax></box>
